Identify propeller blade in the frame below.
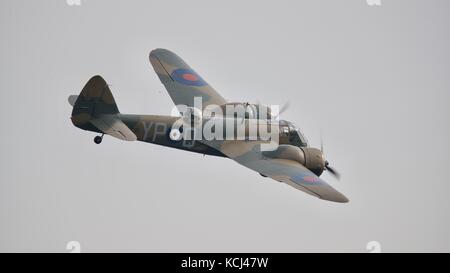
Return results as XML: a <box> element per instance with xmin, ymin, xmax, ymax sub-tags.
<box><xmin>279</xmin><ymin>101</ymin><xmax>290</xmax><ymax>115</ymax></box>
<box><xmin>325</xmin><ymin>162</ymin><xmax>340</xmax><ymax>180</ymax></box>
<box><xmin>320</xmin><ymin>133</ymin><xmax>324</xmax><ymax>154</ymax></box>
<box><xmin>270</xmin><ymin>101</ymin><xmax>290</xmax><ymax>120</ymax></box>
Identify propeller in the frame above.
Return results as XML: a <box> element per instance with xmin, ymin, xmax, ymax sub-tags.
<box><xmin>321</xmin><ymin>132</ymin><xmax>340</xmax><ymax>180</ymax></box>
<box><xmin>320</xmin><ymin>132</ymin><xmax>324</xmax><ymax>154</ymax></box>
<box><xmin>268</xmin><ymin>101</ymin><xmax>290</xmax><ymax>120</ymax></box>
<box><xmin>279</xmin><ymin>101</ymin><xmax>290</xmax><ymax>116</ymax></box>
<box><xmin>240</xmin><ymin>102</ymin><xmax>250</xmax><ymax>124</ymax></box>
<box><xmin>325</xmin><ymin>161</ymin><xmax>340</xmax><ymax>180</ymax></box>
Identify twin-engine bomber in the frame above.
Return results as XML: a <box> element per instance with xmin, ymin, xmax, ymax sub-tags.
<box><xmin>69</xmin><ymin>48</ymin><xmax>348</xmax><ymax>203</ymax></box>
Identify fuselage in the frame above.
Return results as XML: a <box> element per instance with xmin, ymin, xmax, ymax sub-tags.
<box><xmin>119</xmin><ymin>114</ymin><xmax>227</xmax><ymax>157</ymax></box>
<box><xmin>75</xmin><ymin>113</ymin><xmax>309</xmax><ymax>158</ymax></box>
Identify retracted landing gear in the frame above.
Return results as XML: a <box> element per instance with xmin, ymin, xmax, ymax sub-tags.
<box><xmin>94</xmin><ymin>134</ymin><xmax>104</xmax><ymax>144</ymax></box>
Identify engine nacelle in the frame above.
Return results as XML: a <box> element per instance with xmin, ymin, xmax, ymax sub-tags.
<box><xmin>262</xmin><ymin>145</ymin><xmax>305</xmax><ymax>164</ymax></box>
<box><xmin>262</xmin><ymin>145</ymin><xmax>325</xmax><ymax>176</ymax></box>
<box><xmin>301</xmin><ymin>147</ymin><xmax>325</xmax><ymax>176</ymax></box>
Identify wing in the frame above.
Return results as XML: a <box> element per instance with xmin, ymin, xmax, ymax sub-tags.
<box><xmin>242</xmin><ymin>158</ymin><xmax>348</xmax><ymax>203</ymax></box>
<box><xmin>203</xmin><ymin>140</ymin><xmax>348</xmax><ymax>203</ymax></box>
<box><xmin>149</xmin><ymin>48</ymin><xmax>226</xmax><ymax>109</ymax></box>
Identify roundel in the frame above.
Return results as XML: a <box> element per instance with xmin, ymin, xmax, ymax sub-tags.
<box><xmin>171</xmin><ymin>68</ymin><xmax>207</xmax><ymax>87</ymax></box>
<box><xmin>167</xmin><ymin>126</ymin><xmax>184</xmax><ymax>143</ymax></box>
<box><xmin>292</xmin><ymin>173</ymin><xmax>321</xmax><ymax>185</ymax></box>
<box><xmin>169</xmin><ymin>128</ymin><xmax>182</xmax><ymax>141</ymax></box>
<box><xmin>303</xmin><ymin>176</ymin><xmax>320</xmax><ymax>183</ymax></box>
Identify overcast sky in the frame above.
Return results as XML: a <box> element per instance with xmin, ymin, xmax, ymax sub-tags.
<box><xmin>1</xmin><ymin>0</ymin><xmax>449</xmax><ymax>252</ymax></box>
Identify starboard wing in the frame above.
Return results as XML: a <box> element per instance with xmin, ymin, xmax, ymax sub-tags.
<box><xmin>149</xmin><ymin>48</ymin><xmax>227</xmax><ymax>110</ymax></box>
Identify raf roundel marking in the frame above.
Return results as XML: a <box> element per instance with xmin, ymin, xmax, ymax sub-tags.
<box><xmin>182</xmin><ymin>73</ymin><xmax>198</xmax><ymax>81</ymax></box>
<box><xmin>171</xmin><ymin>68</ymin><xmax>207</xmax><ymax>87</ymax></box>
<box><xmin>169</xmin><ymin>128</ymin><xmax>182</xmax><ymax>141</ymax></box>
<box><xmin>292</xmin><ymin>173</ymin><xmax>321</xmax><ymax>185</ymax></box>
<box><xmin>303</xmin><ymin>176</ymin><xmax>320</xmax><ymax>183</ymax></box>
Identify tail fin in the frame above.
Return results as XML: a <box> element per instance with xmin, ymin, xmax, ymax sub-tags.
<box><xmin>72</xmin><ymin>75</ymin><xmax>119</xmax><ymax>116</ymax></box>
<box><xmin>70</xmin><ymin>75</ymin><xmax>137</xmax><ymax>141</ymax></box>
<box><xmin>70</xmin><ymin>75</ymin><xmax>119</xmax><ymax>129</ymax></box>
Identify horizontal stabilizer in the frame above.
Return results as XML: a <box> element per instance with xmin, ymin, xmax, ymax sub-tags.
<box><xmin>68</xmin><ymin>95</ymin><xmax>78</xmax><ymax>106</ymax></box>
<box><xmin>90</xmin><ymin>115</ymin><xmax>137</xmax><ymax>141</ymax></box>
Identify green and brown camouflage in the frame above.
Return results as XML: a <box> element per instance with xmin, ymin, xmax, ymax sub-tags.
<box><xmin>70</xmin><ymin>75</ymin><xmax>225</xmax><ymax>156</ymax></box>
<box><xmin>70</xmin><ymin>75</ymin><xmax>117</xmax><ymax>134</ymax></box>
<box><xmin>69</xmin><ymin>48</ymin><xmax>349</xmax><ymax>203</ymax></box>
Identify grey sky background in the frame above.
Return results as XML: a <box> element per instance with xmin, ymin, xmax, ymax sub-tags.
<box><xmin>0</xmin><ymin>0</ymin><xmax>449</xmax><ymax>252</ymax></box>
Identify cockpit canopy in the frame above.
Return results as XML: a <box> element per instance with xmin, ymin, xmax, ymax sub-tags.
<box><xmin>204</xmin><ymin>103</ymin><xmax>308</xmax><ymax>147</ymax></box>
<box><xmin>279</xmin><ymin>120</ymin><xmax>308</xmax><ymax>147</ymax></box>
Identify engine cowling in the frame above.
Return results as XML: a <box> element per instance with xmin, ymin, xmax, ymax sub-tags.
<box><xmin>301</xmin><ymin>147</ymin><xmax>326</xmax><ymax>176</ymax></box>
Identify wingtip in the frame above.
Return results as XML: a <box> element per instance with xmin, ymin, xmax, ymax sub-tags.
<box><xmin>322</xmin><ymin>194</ymin><xmax>349</xmax><ymax>203</ymax></box>
<box><xmin>149</xmin><ymin>48</ymin><xmax>171</xmax><ymax>59</ymax></box>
